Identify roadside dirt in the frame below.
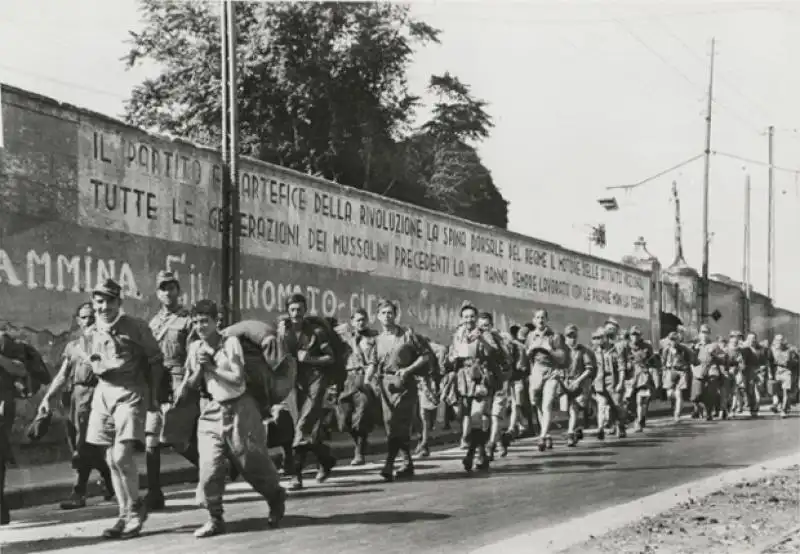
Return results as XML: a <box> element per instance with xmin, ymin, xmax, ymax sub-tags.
<box><xmin>561</xmin><ymin>466</ymin><xmax>800</xmax><ymax>554</ymax></box>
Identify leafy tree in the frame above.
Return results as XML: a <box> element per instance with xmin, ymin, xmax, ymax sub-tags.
<box><xmin>124</xmin><ymin>0</ymin><xmax>508</xmax><ymax>228</ymax></box>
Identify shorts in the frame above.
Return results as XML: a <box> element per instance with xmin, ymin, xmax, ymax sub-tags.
<box><xmin>145</xmin><ymin>405</ymin><xmax>169</xmax><ymax>448</ymax></box>
<box><xmin>86</xmin><ymin>383</ymin><xmax>146</xmax><ymax>447</ymax></box>
<box><xmin>511</xmin><ymin>379</ymin><xmax>526</xmax><ymax>408</ymax></box>
<box><xmin>775</xmin><ymin>369</ymin><xmax>793</xmax><ymax>392</ymax></box>
<box><xmin>662</xmin><ymin>369</ymin><xmax>688</xmax><ymax>391</ymax></box>
<box><xmin>461</xmin><ymin>395</ymin><xmax>491</xmax><ymax>418</ymax></box>
<box><xmin>491</xmin><ymin>386</ymin><xmax>510</xmax><ymax>418</ymax></box>
<box><xmin>529</xmin><ymin>364</ymin><xmax>555</xmax><ymax>397</ymax></box>
<box><xmin>690</xmin><ymin>378</ymin><xmax>706</xmax><ymax>403</ymax></box>
<box><xmin>563</xmin><ymin>378</ymin><xmax>590</xmax><ymax>408</ymax></box>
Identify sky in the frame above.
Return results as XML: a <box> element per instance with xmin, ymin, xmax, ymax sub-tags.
<box><xmin>1</xmin><ymin>0</ymin><xmax>798</xmax><ymax>311</ymax></box>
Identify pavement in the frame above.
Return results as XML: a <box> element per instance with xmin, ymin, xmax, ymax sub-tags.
<box><xmin>2</xmin><ymin>411</ymin><xmax>798</xmax><ymax>554</ymax></box>
<box><xmin>6</xmin><ymin>400</ymin><xmax>679</xmax><ymax>511</ymax></box>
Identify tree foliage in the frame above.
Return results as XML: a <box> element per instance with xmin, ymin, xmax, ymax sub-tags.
<box><xmin>124</xmin><ymin>0</ymin><xmax>507</xmax><ymax>228</ymax></box>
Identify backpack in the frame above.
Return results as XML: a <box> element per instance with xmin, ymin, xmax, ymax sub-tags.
<box><xmin>303</xmin><ymin>315</ymin><xmax>349</xmax><ymax>392</ymax></box>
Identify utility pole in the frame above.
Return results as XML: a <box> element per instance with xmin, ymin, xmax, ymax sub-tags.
<box><xmin>227</xmin><ymin>0</ymin><xmax>241</xmax><ymax>324</ymax></box>
<box><xmin>219</xmin><ymin>0</ymin><xmax>241</xmax><ymax>326</ymax></box>
<box><xmin>700</xmin><ymin>37</ymin><xmax>716</xmax><ymax>325</ymax></box>
<box><xmin>220</xmin><ymin>1</ymin><xmax>231</xmax><ymax>327</ymax></box>
<box><xmin>743</xmin><ymin>173</ymin><xmax>751</xmax><ymax>334</ymax></box>
<box><xmin>767</xmin><ymin>125</ymin><xmax>775</xmax><ymax>301</ymax></box>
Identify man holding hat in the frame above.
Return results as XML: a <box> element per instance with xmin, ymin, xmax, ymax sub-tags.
<box><xmin>144</xmin><ymin>270</ymin><xmax>194</xmax><ymax>510</ymax></box>
<box><xmin>85</xmin><ymin>278</ymin><xmax>164</xmax><ymax>540</ymax></box>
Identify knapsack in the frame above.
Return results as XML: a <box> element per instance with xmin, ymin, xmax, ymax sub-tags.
<box><xmin>303</xmin><ymin>315</ymin><xmax>348</xmax><ymax>392</ymax></box>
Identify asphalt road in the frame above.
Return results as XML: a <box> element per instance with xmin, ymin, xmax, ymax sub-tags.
<box><xmin>2</xmin><ymin>414</ymin><xmax>799</xmax><ymax>554</ymax></box>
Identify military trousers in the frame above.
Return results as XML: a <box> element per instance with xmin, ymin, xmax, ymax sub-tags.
<box><xmin>196</xmin><ymin>393</ymin><xmax>281</xmax><ymax>519</ymax></box>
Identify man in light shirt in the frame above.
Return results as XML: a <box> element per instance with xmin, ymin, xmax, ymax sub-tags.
<box><xmin>179</xmin><ymin>299</ymin><xmax>286</xmax><ymax>538</ymax></box>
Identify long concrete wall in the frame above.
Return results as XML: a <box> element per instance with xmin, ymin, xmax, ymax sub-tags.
<box><xmin>0</xmin><ymin>84</ymin><xmax>654</xmax><ymax>451</ymax></box>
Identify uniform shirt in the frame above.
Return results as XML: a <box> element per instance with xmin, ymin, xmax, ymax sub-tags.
<box><xmin>149</xmin><ymin>307</ymin><xmax>192</xmax><ymax>373</ymax></box>
<box><xmin>771</xmin><ymin>346</ymin><xmax>798</xmax><ymax>372</ymax></box>
<box><xmin>523</xmin><ymin>327</ymin><xmax>566</xmax><ymax>370</ymax></box>
<box><xmin>283</xmin><ymin>320</ymin><xmax>333</xmax><ymax>375</ymax></box>
<box><xmin>186</xmin><ymin>336</ymin><xmax>246</xmax><ymax>403</ymax></box>
<box><xmin>89</xmin><ymin>313</ymin><xmax>162</xmax><ymax>391</ymax></box>
<box><xmin>662</xmin><ymin>343</ymin><xmax>690</xmax><ymax>371</ymax></box>
<box><xmin>62</xmin><ymin>334</ymin><xmax>97</xmax><ymax>388</ymax></box>
<box><xmin>593</xmin><ymin>344</ymin><xmax>623</xmax><ymax>389</ymax></box>
<box><xmin>565</xmin><ymin>343</ymin><xmax>596</xmax><ymax>381</ymax></box>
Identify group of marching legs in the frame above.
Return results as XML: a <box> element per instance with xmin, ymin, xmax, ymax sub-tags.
<box><xmin>12</xmin><ymin>278</ymin><xmax>799</xmax><ymax>541</ymax></box>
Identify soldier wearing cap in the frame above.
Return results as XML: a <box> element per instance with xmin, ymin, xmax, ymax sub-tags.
<box><xmin>590</xmin><ymin>326</ymin><xmax>627</xmax><ymax>439</ymax></box>
<box><xmin>739</xmin><ymin>331</ymin><xmax>769</xmax><ymax>418</ymax></box>
<box><xmin>690</xmin><ymin>324</ymin><xmax>727</xmax><ymax>420</ymax></box>
<box><xmin>769</xmin><ymin>334</ymin><xmax>798</xmax><ymax>417</ymax></box>
<box><xmin>660</xmin><ymin>331</ymin><xmax>692</xmax><ymax>422</ymax></box>
<box><xmin>561</xmin><ymin>324</ymin><xmax>595</xmax><ymax>447</ymax></box>
<box><xmin>143</xmin><ymin>270</ymin><xmax>194</xmax><ymax>510</ymax></box>
<box><xmin>720</xmin><ymin>330</ymin><xmax>746</xmax><ymax>419</ymax></box>
<box><xmin>602</xmin><ymin>318</ymin><xmax>631</xmax><ymax>434</ymax></box>
<box><xmin>626</xmin><ymin>325</ymin><xmax>659</xmax><ymax>432</ymax></box>
<box><xmin>85</xmin><ymin>278</ymin><xmax>164</xmax><ymax>540</ymax></box>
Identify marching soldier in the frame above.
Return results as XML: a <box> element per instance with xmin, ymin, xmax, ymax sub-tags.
<box><xmin>38</xmin><ymin>302</ymin><xmax>115</xmax><ymax>509</ymax></box>
<box><xmin>627</xmin><ymin>326</ymin><xmax>660</xmax><ymax>431</ymax></box>
<box><xmin>336</xmin><ymin>308</ymin><xmax>379</xmax><ymax>466</ymax></box>
<box><xmin>145</xmin><ymin>271</ymin><xmax>194</xmax><ymax>510</ymax></box>
<box><xmin>177</xmin><ymin>300</ymin><xmax>286</xmax><ymax>538</ymax></box>
<box><xmin>690</xmin><ymin>324</ymin><xmax>727</xmax><ymax>420</ymax></box>
<box><xmin>721</xmin><ymin>331</ymin><xmax>745</xmax><ymax>419</ymax></box>
<box><xmin>591</xmin><ymin>327</ymin><xmax>627</xmax><ymax>439</ymax></box>
<box><xmin>85</xmin><ymin>279</ymin><xmax>164</xmax><ymax>540</ymax></box>
<box><xmin>770</xmin><ymin>335</ymin><xmax>799</xmax><ymax>417</ymax></box>
<box><xmin>562</xmin><ymin>324</ymin><xmax>595</xmax><ymax>446</ymax></box>
<box><xmin>739</xmin><ymin>332</ymin><xmax>768</xmax><ymax>417</ymax></box>
<box><xmin>524</xmin><ymin>309</ymin><xmax>568</xmax><ymax>451</ymax></box>
<box><xmin>661</xmin><ymin>331</ymin><xmax>691</xmax><ymax>422</ymax></box>
<box><xmin>282</xmin><ymin>293</ymin><xmax>337</xmax><ymax>490</ymax></box>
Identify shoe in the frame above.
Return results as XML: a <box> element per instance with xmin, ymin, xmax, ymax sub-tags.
<box><xmin>545</xmin><ymin>436</ymin><xmax>554</xmax><ymax>450</ymax></box>
<box><xmin>316</xmin><ymin>456</ymin><xmax>336</xmax><ymax>483</ymax></box>
<box><xmin>380</xmin><ymin>466</ymin><xmax>394</xmax><ymax>482</ymax></box>
<box><xmin>596</xmin><ymin>428</ymin><xmax>605</xmax><ymax>441</ymax></box>
<box><xmin>120</xmin><ymin>501</ymin><xmax>147</xmax><ymax>539</ymax></box>
<box><xmin>287</xmin><ymin>476</ymin><xmax>303</xmax><ymax>491</ymax></box>
<box><xmin>575</xmin><ymin>428</ymin><xmax>584</xmax><ymax>441</ymax></box>
<box><xmin>194</xmin><ymin>518</ymin><xmax>226</xmax><ymax>538</ymax></box>
<box><xmin>60</xmin><ymin>494</ymin><xmax>87</xmax><ymax>510</ymax></box>
<box><xmin>267</xmin><ymin>488</ymin><xmax>287</xmax><ymax>528</ymax></box>
<box><xmin>566</xmin><ymin>433</ymin><xmax>577</xmax><ymax>447</ymax></box>
<box><xmin>462</xmin><ymin>455</ymin><xmax>474</xmax><ymax>473</ymax></box>
<box><xmin>102</xmin><ymin>518</ymin><xmax>126</xmax><ymax>539</ymax></box>
<box><xmin>395</xmin><ymin>465</ymin><xmax>414</xmax><ymax>480</ymax></box>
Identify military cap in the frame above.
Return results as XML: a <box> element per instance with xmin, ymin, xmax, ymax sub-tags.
<box><xmin>92</xmin><ymin>279</ymin><xmax>122</xmax><ymax>299</ymax></box>
<box><xmin>564</xmin><ymin>324</ymin><xmax>579</xmax><ymax>335</ymax></box>
<box><xmin>729</xmin><ymin>330</ymin><xmax>743</xmax><ymax>338</ymax></box>
<box><xmin>605</xmin><ymin>317</ymin><xmax>620</xmax><ymax>327</ymax></box>
<box><xmin>699</xmin><ymin>324</ymin><xmax>711</xmax><ymax>333</ymax></box>
<box><xmin>667</xmin><ymin>331</ymin><xmax>679</xmax><ymax>341</ymax></box>
<box><xmin>591</xmin><ymin>327</ymin><xmax>606</xmax><ymax>339</ymax></box>
<box><xmin>156</xmin><ymin>270</ymin><xmax>179</xmax><ymax>287</ymax></box>
<box><xmin>629</xmin><ymin>325</ymin><xmax>642</xmax><ymax>335</ymax></box>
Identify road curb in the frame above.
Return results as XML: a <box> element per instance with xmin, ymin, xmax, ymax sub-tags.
<box><xmin>4</xmin><ymin>403</ymin><xmax>680</xmax><ymax>511</ymax></box>
<box><xmin>471</xmin><ymin>450</ymin><xmax>800</xmax><ymax>554</ymax></box>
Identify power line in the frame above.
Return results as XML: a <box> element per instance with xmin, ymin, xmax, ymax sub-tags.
<box><xmin>605</xmin><ymin>154</ymin><xmax>705</xmax><ymax>191</ymax></box>
<box><xmin>713</xmin><ymin>150</ymin><xmax>800</xmax><ymax>173</ymax></box>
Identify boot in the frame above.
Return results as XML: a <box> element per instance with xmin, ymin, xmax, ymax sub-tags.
<box><xmin>566</xmin><ymin>432</ymin><xmax>577</xmax><ymax>447</ymax></box>
<box><xmin>500</xmin><ymin>431</ymin><xmax>512</xmax><ymax>457</ymax></box>
<box><xmin>475</xmin><ymin>431</ymin><xmax>490</xmax><ymax>471</ymax></box>
<box><xmin>462</xmin><ymin>431</ymin><xmax>477</xmax><ymax>472</ymax></box>
<box><xmin>395</xmin><ymin>441</ymin><xmax>415</xmax><ymax>480</ymax></box>
<box><xmin>60</xmin><ymin>492</ymin><xmax>87</xmax><ymax>510</ymax></box>
<box><xmin>145</xmin><ymin>447</ymin><xmax>165</xmax><ymax>511</ymax></box>
<box><xmin>617</xmin><ymin>423</ymin><xmax>627</xmax><ymax>439</ymax></box>
<box><xmin>381</xmin><ymin>438</ymin><xmax>400</xmax><ymax>481</ymax></box>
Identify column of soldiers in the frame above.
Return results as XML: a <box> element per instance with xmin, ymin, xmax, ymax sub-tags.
<box><xmin>0</xmin><ymin>277</ymin><xmax>796</xmax><ymax>540</ymax></box>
